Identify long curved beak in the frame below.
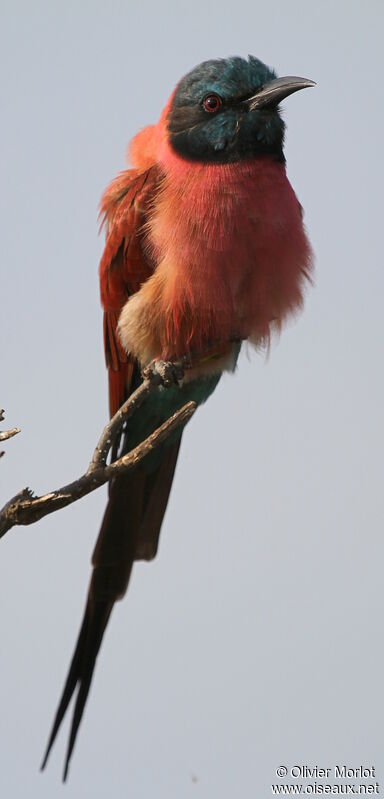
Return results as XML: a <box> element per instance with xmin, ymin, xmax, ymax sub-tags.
<box><xmin>247</xmin><ymin>76</ymin><xmax>316</xmax><ymax>110</ymax></box>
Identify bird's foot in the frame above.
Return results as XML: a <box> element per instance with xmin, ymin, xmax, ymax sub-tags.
<box><xmin>142</xmin><ymin>359</ymin><xmax>185</xmax><ymax>388</ymax></box>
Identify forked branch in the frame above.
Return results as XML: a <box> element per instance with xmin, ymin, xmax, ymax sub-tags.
<box><xmin>0</xmin><ymin>409</ymin><xmax>21</xmax><ymax>458</ymax></box>
<box><xmin>0</xmin><ymin>370</ymin><xmax>196</xmax><ymax>539</ymax></box>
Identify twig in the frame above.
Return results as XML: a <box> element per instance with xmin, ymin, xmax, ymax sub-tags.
<box><xmin>0</xmin><ymin>400</ymin><xmax>196</xmax><ymax>539</ymax></box>
<box><xmin>0</xmin><ymin>409</ymin><xmax>21</xmax><ymax>458</ymax></box>
<box><xmin>89</xmin><ymin>371</ymin><xmax>163</xmax><ymax>472</ymax></box>
<box><xmin>0</xmin><ymin>347</ymin><xmax>231</xmax><ymax>533</ymax></box>
<box><xmin>0</xmin><ymin>427</ymin><xmax>21</xmax><ymax>443</ymax></box>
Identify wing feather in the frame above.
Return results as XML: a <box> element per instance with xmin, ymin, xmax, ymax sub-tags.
<box><xmin>42</xmin><ymin>165</ymin><xmax>175</xmax><ymax>779</ymax></box>
<box><xmin>99</xmin><ymin>166</ymin><xmax>158</xmax><ymax>416</ymax></box>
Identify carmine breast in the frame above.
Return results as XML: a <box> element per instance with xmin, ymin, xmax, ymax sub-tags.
<box><xmin>146</xmin><ymin>141</ymin><xmax>312</xmax><ymax>351</ymax></box>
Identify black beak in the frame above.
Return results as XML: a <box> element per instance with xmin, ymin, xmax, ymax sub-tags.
<box><xmin>246</xmin><ymin>76</ymin><xmax>315</xmax><ymax>111</ymax></box>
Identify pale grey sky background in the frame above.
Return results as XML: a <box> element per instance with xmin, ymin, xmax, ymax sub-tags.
<box><xmin>1</xmin><ymin>1</ymin><xmax>383</xmax><ymax>796</ymax></box>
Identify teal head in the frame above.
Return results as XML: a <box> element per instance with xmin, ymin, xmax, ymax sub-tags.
<box><xmin>167</xmin><ymin>55</ymin><xmax>314</xmax><ymax>164</ymax></box>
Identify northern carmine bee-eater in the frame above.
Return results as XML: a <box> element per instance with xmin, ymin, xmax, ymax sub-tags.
<box><xmin>41</xmin><ymin>55</ymin><xmax>314</xmax><ymax>779</ymax></box>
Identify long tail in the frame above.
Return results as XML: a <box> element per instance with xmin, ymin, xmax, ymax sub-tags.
<box><xmin>40</xmin><ymin>592</ymin><xmax>115</xmax><ymax>781</ymax></box>
<box><xmin>41</xmin><ymin>440</ymin><xmax>181</xmax><ymax>780</ymax></box>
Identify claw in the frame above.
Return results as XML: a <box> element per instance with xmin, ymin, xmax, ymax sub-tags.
<box><xmin>142</xmin><ymin>359</ymin><xmax>185</xmax><ymax>388</ymax></box>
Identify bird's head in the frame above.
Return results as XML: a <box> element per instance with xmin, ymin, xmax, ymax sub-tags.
<box><xmin>167</xmin><ymin>55</ymin><xmax>314</xmax><ymax>164</ymax></box>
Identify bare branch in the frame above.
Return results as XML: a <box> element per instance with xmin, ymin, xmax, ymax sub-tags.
<box><xmin>0</xmin><ymin>349</ymin><xmax>227</xmax><ymax>534</ymax></box>
<box><xmin>0</xmin><ymin>400</ymin><xmax>196</xmax><ymax>539</ymax></box>
<box><xmin>0</xmin><ymin>427</ymin><xmax>21</xmax><ymax>443</ymax></box>
<box><xmin>0</xmin><ymin>409</ymin><xmax>21</xmax><ymax>458</ymax></box>
<box><xmin>89</xmin><ymin>371</ymin><xmax>163</xmax><ymax>472</ymax></box>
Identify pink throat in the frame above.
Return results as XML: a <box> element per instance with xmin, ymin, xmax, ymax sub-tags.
<box><xmin>145</xmin><ymin>137</ymin><xmax>312</xmax><ymax>356</ymax></box>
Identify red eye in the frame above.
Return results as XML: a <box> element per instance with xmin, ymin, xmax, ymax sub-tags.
<box><xmin>203</xmin><ymin>94</ymin><xmax>222</xmax><ymax>113</ymax></box>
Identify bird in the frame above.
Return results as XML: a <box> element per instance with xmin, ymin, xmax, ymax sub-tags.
<box><xmin>41</xmin><ymin>55</ymin><xmax>314</xmax><ymax>780</ymax></box>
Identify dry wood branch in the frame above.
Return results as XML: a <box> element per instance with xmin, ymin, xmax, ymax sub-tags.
<box><xmin>89</xmin><ymin>373</ymin><xmax>162</xmax><ymax>472</ymax></box>
<box><xmin>0</xmin><ymin>377</ymin><xmax>196</xmax><ymax>539</ymax></box>
<box><xmin>0</xmin><ymin>428</ymin><xmax>21</xmax><ymax>443</ymax></box>
<box><xmin>0</xmin><ymin>409</ymin><xmax>21</xmax><ymax>458</ymax></box>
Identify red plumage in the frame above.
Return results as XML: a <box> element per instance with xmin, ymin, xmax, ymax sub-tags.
<box><xmin>114</xmin><ymin>111</ymin><xmax>312</xmax><ymax>368</ymax></box>
<box><xmin>42</xmin><ymin>59</ymin><xmax>314</xmax><ymax>780</ymax></box>
<box><xmin>99</xmin><ymin>167</ymin><xmax>157</xmax><ymax>414</ymax></box>
<box><xmin>100</xmin><ymin>97</ymin><xmax>312</xmax><ymax>394</ymax></box>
